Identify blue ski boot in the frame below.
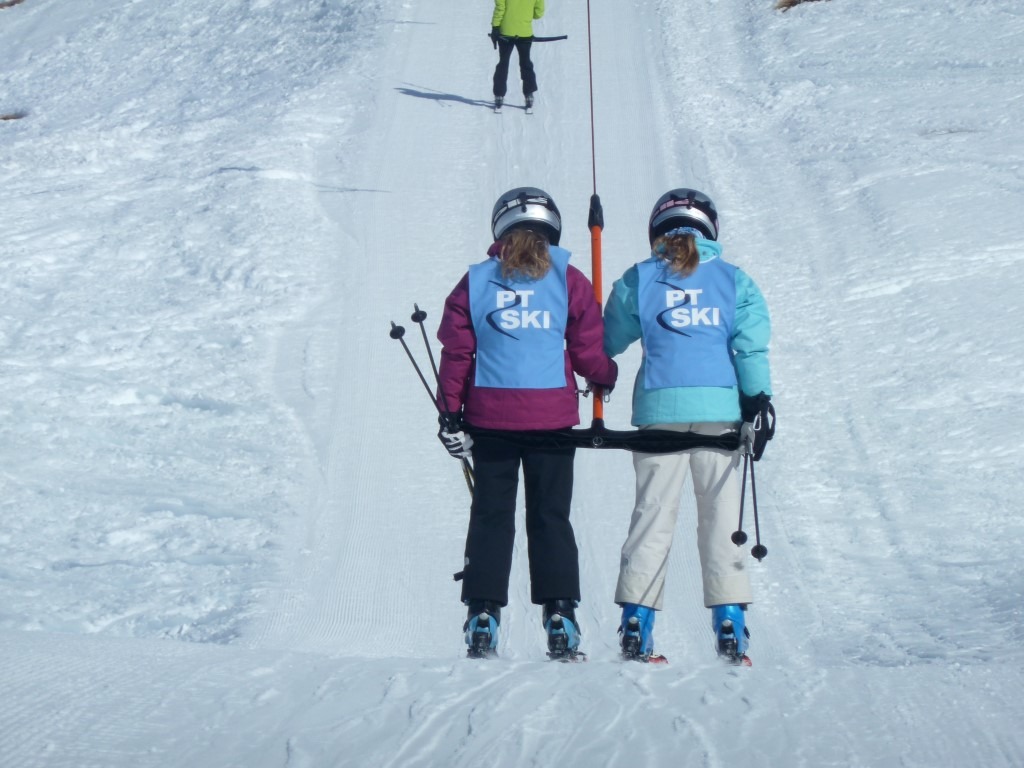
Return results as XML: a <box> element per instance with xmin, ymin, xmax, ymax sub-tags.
<box><xmin>619</xmin><ymin>603</ymin><xmax>665</xmax><ymax>663</ymax></box>
<box><xmin>543</xmin><ymin>599</ymin><xmax>584</xmax><ymax>662</ymax></box>
<box><xmin>711</xmin><ymin>604</ymin><xmax>751</xmax><ymax>666</ymax></box>
<box><xmin>464</xmin><ymin>599</ymin><xmax>501</xmax><ymax>659</ymax></box>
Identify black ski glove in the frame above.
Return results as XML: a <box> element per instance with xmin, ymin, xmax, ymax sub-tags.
<box><xmin>438</xmin><ymin>413</ymin><xmax>473</xmax><ymax>459</ymax></box>
<box><xmin>739</xmin><ymin>392</ymin><xmax>776</xmax><ymax>461</ymax></box>
<box><xmin>489</xmin><ymin>27</ymin><xmax>501</xmax><ymax>49</ymax></box>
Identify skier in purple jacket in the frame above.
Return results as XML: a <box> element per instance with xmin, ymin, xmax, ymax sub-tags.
<box><xmin>436</xmin><ymin>186</ymin><xmax>617</xmax><ymax>660</ymax></box>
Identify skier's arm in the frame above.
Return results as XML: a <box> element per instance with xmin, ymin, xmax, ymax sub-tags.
<box><xmin>534</xmin><ymin>0</ymin><xmax>545</xmax><ymax>20</ymax></box>
<box><xmin>436</xmin><ymin>274</ymin><xmax>476</xmax><ymax>414</ymax></box>
<box><xmin>731</xmin><ymin>269</ymin><xmax>772</xmax><ymax>397</ymax></box>
<box><xmin>565</xmin><ymin>266</ymin><xmax>618</xmax><ymax>388</ymax></box>
<box><xmin>603</xmin><ymin>266</ymin><xmax>642</xmax><ymax>358</ymax></box>
<box><xmin>491</xmin><ymin>0</ymin><xmax>505</xmax><ymax>28</ymax></box>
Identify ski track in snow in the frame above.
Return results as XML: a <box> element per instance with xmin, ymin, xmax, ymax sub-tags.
<box><xmin>2</xmin><ymin>0</ymin><xmax>1024</xmax><ymax>765</ymax></box>
<box><xmin>4</xmin><ymin>629</ymin><xmax>1020</xmax><ymax>768</ymax></box>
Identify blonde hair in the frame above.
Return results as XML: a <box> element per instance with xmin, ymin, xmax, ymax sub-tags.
<box><xmin>498</xmin><ymin>228</ymin><xmax>552</xmax><ymax>281</ymax></box>
<box><xmin>652</xmin><ymin>231</ymin><xmax>700</xmax><ymax>277</ymax></box>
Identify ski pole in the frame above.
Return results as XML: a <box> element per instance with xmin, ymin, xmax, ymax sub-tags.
<box><xmin>409</xmin><ymin>304</ymin><xmax>458</xmax><ymax>432</ymax></box>
<box><xmin>389</xmin><ymin>319</ymin><xmax>475</xmax><ymax>495</ymax></box>
<box><xmin>490</xmin><ymin>34</ymin><xmax>568</xmax><ymax>43</ymax></box>
<box><xmin>731</xmin><ymin>451</ymin><xmax>750</xmax><ymax>547</ymax></box>
<box><xmin>410</xmin><ymin>306</ymin><xmax>475</xmax><ymax>495</ymax></box>
<box><xmin>409</xmin><ymin>306</ymin><xmax>475</xmax><ymax>493</ymax></box>
<box><xmin>730</xmin><ymin>447</ymin><xmax>767</xmax><ymax>561</ymax></box>
<box><xmin>748</xmin><ymin>458</ymin><xmax>767</xmax><ymax>561</ymax></box>
<box><xmin>390</xmin><ymin>321</ymin><xmax>437</xmax><ymax>406</ymax></box>
<box><xmin>411</xmin><ymin>304</ymin><xmax>443</xmax><ymax>403</ymax></box>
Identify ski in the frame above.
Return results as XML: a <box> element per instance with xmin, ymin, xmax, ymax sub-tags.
<box><xmin>720</xmin><ymin>651</ymin><xmax>753</xmax><ymax>667</ymax></box>
<box><xmin>621</xmin><ymin>651</ymin><xmax>669</xmax><ymax>665</ymax></box>
<box><xmin>548</xmin><ymin>649</ymin><xmax>587</xmax><ymax>663</ymax></box>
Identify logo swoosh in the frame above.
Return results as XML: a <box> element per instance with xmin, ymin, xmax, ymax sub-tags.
<box><xmin>655</xmin><ymin>279</ymin><xmax>691</xmax><ymax>338</ymax></box>
<box><xmin>486</xmin><ymin>280</ymin><xmax>520</xmax><ymax>340</ymax></box>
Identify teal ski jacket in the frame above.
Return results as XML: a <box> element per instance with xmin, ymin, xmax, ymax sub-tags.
<box><xmin>492</xmin><ymin>0</ymin><xmax>545</xmax><ymax>38</ymax></box>
<box><xmin>603</xmin><ymin>241</ymin><xmax>772</xmax><ymax>426</ymax></box>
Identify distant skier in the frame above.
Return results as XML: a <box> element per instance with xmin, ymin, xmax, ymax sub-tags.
<box><xmin>489</xmin><ymin>0</ymin><xmax>545</xmax><ymax>111</ymax></box>
<box><xmin>602</xmin><ymin>188</ymin><xmax>775</xmax><ymax>665</ymax></box>
<box><xmin>436</xmin><ymin>187</ymin><xmax>618</xmax><ymax>660</ymax></box>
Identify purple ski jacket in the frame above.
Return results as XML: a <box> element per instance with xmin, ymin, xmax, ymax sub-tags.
<box><xmin>437</xmin><ymin>245</ymin><xmax>618</xmax><ymax>431</ymax></box>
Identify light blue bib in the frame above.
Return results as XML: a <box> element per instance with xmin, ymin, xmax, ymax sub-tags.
<box><xmin>636</xmin><ymin>250</ymin><xmax>737</xmax><ymax>390</ymax></box>
<box><xmin>468</xmin><ymin>247</ymin><xmax>570</xmax><ymax>389</ymax></box>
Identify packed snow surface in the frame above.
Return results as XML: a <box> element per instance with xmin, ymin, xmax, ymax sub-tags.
<box><xmin>2</xmin><ymin>0</ymin><xmax>1023</xmax><ymax>765</ymax></box>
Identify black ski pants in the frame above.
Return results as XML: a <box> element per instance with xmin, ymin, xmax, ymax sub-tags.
<box><xmin>492</xmin><ymin>37</ymin><xmax>537</xmax><ymax>98</ymax></box>
<box><xmin>460</xmin><ymin>433</ymin><xmax>579</xmax><ymax>607</ymax></box>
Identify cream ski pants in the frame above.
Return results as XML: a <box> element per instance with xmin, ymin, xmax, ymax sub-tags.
<box><xmin>614</xmin><ymin>422</ymin><xmax>753</xmax><ymax>610</ymax></box>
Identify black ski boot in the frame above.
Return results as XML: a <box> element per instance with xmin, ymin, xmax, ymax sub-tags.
<box><xmin>543</xmin><ymin>599</ymin><xmax>585</xmax><ymax>662</ymax></box>
<box><xmin>464</xmin><ymin>599</ymin><xmax>501</xmax><ymax>659</ymax></box>
<box><xmin>621</xmin><ymin>615</ymin><xmax>642</xmax><ymax>659</ymax></box>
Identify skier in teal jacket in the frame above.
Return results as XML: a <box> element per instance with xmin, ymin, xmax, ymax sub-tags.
<box><xmin>489</xmin><ymin>0</ymin><xmax>545</xmax><ymax>110</ymax></box>
<box><xmin>603</xmin><ymin>188</ymin><xmax>774</xmax><ymax>666</ymax></box>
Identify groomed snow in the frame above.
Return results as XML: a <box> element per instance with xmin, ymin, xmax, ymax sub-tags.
<box><xmin>2</xmin><ymin>0</ymin><xmax>1023</xmax><ymax>765</ymax></box>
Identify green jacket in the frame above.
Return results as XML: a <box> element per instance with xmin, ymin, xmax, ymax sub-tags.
<box><xmin>492</xmin><ymin>0</ymin><xmax>544</xmax><ymax>38</ymax></box>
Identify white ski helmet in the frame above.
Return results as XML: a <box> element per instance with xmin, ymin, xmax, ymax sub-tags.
<box><xmin>648</xmin><ymin>188</ymin><xmax>719</xmax><ymax>244</ymax></box>
<box><xmin>491</xmin><ymin>187</ymin><xmax>562</xmax><ymax>246</ymax></box>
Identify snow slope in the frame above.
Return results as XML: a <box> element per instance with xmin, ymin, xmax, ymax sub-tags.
<box><xmin>2</xmin><ymin>0</ymin><xmax>1023</xmax><ymax>765</ymax></box>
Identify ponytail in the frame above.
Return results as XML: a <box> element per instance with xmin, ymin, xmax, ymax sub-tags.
<box><xmin>498</xmin><ymin>228</ymin><xmax>552</xmax><ymax>281</ymax></box>
<box><xmin>652</xmin><ymin>231</ymin><xmax>700</xmax><ymax>277</ymax></box>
